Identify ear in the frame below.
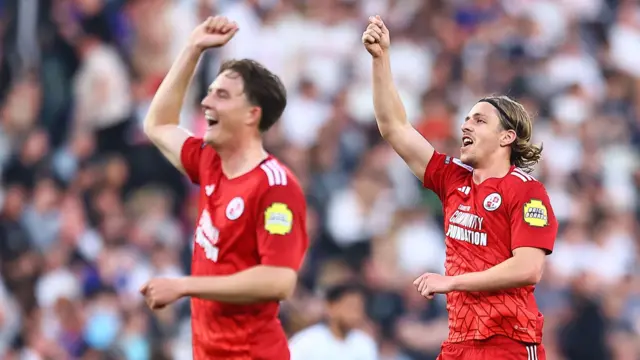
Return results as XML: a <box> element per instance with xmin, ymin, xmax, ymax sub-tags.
<box><xmin>245</xmin><ymin>106</ymin><xmax>262</xmax><ymax>128</ymax></box>
<box><xmin>500</xmin><ymin>129</ymin><xmax>517</xmax><ymax>147</ymax></box>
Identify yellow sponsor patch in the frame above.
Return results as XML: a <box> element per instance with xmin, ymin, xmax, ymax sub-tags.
<box><xmin>523</xmin><ymin>199</ymin><xmax>548</xmax><ymax>227</ymax></box>
<box><xmin>264</xmin><ymin>203</ymin><xmax>293</xmax><ymax>235</ymax></box>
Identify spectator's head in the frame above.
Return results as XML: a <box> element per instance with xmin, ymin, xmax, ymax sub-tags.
<box><xmin>299</xmin><ymin>78</ymin><xmax>318</xmax><ymax>99</ymax></box>
<box><xmin>1</xmin><ymin>184</ymin><xmax>27</xmax><ymax>220</ymax></box>
<box><xmin>103</xmin><ymin>155</ymin><xmax>129</xmax><ymax>190</ymax></box>
<box><xmin>1</xmin><ymin>75</ymin><xmax>42</xmax><ymax>133</ymax></box>
<box><xmin>324</xmin><ymin>283</ymin><xmax>366</xmax><ymax>334</ymax></box>
<box><xmin>201</xmin><ymin>59</ymin><xmax>287</xmax><ymax>147</ymax></box>
<box><xmin>460</xmin><ymin>95</ymin><xmax>542</xmax><ymax>173</ymax></box>
<box><xmin>32</xmin><ymin>175</ymin><xmax>64</xmax><ymax>213</ymax></box>
<box><xmin>20</xmin><ymin>128</ymin><xmax>49</xmax><ymax>165</ymax></box>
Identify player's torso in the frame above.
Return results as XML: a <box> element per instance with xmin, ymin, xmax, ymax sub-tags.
<box><xmin>190</xmin><ymin>156</ymin><xmax>290</xmax><ymax>358</ymax></box>
<box><xmin>441</xmin><ymin>170</ymin><xmax>540</xmax><ymax>344</ymax></box>
<box><xmin>442</xmin><ymin>175</ymin><xmax>512</xmax><ymax>276</ymax></box>
<box><xmin>192</xmin><ymin>164</ymin><xmax>263</xmax><ymax>276</ymax></box>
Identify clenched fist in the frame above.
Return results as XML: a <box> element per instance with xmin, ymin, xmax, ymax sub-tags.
<box><xmin>362</xmin><ymin>15</ymin><xmax>390</xmax><ymax>58</ymax></box>
<box><xmin>140</xmin><ymin>277</ymin><xmax>186</xmax><ymax>310</ymax></box>
<box><xmin>189</xmin><ymin>16</ymin><xmax>239</xmax><ymax>52</ymax></box>
<box><xmin>413</xmin><ymin>273</ymin><xmax>456</xmax><ymax>300</ymax></box>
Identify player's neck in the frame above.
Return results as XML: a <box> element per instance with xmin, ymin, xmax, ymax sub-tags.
<box><xmin>328</xmin><ymin>322</ymin><xmax>349</xmax><ymax>340</ymax></box>
<box><xmin>216</xmin><ymin>139</ymin><xmax>268</xmax><ymax>179</ymax></box>
<box><xmin>472</xmin><ymin>159</ymin><xmax>511</xmax><ymax>184</ymax></box>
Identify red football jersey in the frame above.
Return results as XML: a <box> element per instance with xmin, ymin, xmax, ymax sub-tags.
<box><xmin>423</xmin><ymin>152</ymin><xmax>558</xmax><ymax>344</ymax></box>
<box><xmin>181</xmin><ymin>137</ymin><xmax>309</xmax><ymax>360</ymax></box>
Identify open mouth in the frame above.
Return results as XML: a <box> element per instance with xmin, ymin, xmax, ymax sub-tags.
<box><xmin>462</xmin><ymin>136</ymin><xmax>474</xmax><ymax>148</ymax></box>
<box><xmin>205</xmin><ymin>113</ymin><xmax>219</xmax><ymax>127</ymax></box>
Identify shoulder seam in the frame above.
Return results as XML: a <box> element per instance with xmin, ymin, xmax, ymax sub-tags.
<box><xmin>451</xmin><ymin>157</ymin><xmax>473</xmax><ymax>172</ymax></box>
<box><xmin>510</xmin><ymin>168</ymin><xmax>537</xmax><ymax>183</ymax></box>
<box><xmin>260</xmin><ymin>159</ymin><xmax>288</xmax><ymax>186</ymax></box>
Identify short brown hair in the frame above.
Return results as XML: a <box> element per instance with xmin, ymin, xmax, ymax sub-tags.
<box><xmin>218</xmin><ymin>59</ymin><xmax>287</xmax><ymax>132</ymax></box>
<box><xmin>478</xmin><ymin>95</ymin><xmax>542</xmax><ymax>173</ymax></box>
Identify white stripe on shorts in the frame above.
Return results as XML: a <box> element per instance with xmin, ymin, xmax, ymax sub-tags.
<box><xmin>526</xmin><ymin>345</ymin><xmax>538</xmax><ymax>360</ymax></box>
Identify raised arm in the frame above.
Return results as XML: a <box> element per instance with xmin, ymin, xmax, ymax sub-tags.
<box><xmin>362</xmin><ymin>16</ymin><xmax>435</xmax><ymax>180</ymax></box>
<box><xmin>143</xmin><ymin>16</ymin><xmax>238</xmax><ymax>174</ymax></box>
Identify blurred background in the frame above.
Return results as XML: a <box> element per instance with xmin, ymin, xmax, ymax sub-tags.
<box><xmin>0</xmin><ymin>0</ymin><xmax>639</xmax><ymax>359</ymax></box>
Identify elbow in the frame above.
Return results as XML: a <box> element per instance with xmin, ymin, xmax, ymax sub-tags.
<box><xmin>523</xmin><ymin>265</ymin><xmax>544</xmax><ymax>286</ymax></box>
<box><xmin>378</xmin><ymin>122</ymin><xmax>394</xmax><ymax>139</ymax></box>
<box><xmin>142</xmin><ymin>118</ymin><xmax>166</xmax><ymax>143</ymax></box>
<box><xmin>142</xmin><ymin>112</ymin><xmax>165</xmax><ymax>137</ymax></box>
<box><xmin>271</xmin><ymin>269</ymin><xmax>298</xmax><ymax>301</ymax></box>
<box><xmin>142</xmin><ymin>118</ymin><xmax>155</xmax><ymax>137</ymax></box>
<box><xmin>275</xmin><ymin>285</ymin><xmax>294</xmax><ymax>301</ymax></box>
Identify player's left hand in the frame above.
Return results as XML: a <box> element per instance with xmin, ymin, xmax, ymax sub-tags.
<box><xmin>413</xmin><ymin>273</ymin><xmax>455</xmax><ymax>300</ymax></box>
<box><xmin>140</xmin><ymin>278</ymin><xmax>185</xmax><ymax>310</ymax></box>
<box><xmin>188</xmin><ymin>16</ymin><xmax>239</xmax><ymax>52</ymax></box>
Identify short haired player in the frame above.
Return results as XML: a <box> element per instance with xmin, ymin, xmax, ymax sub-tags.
<box><xmin>362</xmin><ymin>16</ymin><xmax>558</xmax><ymax>360</ymax></box>
<box><xmin>140</xmin><ymin>16</ymin><xmax>308</xmax><ymax>359</ymax></box>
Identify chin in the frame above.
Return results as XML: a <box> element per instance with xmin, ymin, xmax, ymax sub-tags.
<box><xmin>459</xmin><ymin>154</ymin><xmax>475</xmax><ymax>166</ymax></box>
<box><xmin>203</xmin><ymin>130</ymin><xmax>218</xmax><ymax>146</ymax></box>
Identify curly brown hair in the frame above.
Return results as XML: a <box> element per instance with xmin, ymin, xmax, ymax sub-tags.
<box><xmin>478</xmin><ymin>95</ymin><xmax>543</xmax><ymax>173</ymax></box>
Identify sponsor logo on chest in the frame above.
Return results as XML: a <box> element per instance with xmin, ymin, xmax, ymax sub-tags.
<box><xmin>446</xmin><ymin>204</ymin><xmax>488</xmax><ymax>247</ymax></box>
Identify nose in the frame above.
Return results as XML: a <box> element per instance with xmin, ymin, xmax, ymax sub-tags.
<box><xmin>201</xmin><ymin>95</ymin><xmax>213</xmax><ymax>110</ymax></box>
<box><xmin>461</xmin><ymin>121</ymin><xmax>472</xmax><ymax>133</ymax></box>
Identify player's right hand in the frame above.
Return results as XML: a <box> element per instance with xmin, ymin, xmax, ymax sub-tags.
<box><xmin>362</xmin><ymin>15</ymin><xmax>390</xmax><ymax>58</ymax></box>
<box><xmin>189</xmin><ymin>16</ymin><xmax>239</xmax><ymax>52</ymax></box>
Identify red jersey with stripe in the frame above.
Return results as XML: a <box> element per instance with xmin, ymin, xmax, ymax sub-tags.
<box><xmin>423</xmin><ymin>152</ymin><xmax>558</xmax><ymax>344</ymax></box>
<box><xmin>180</xmin><ymin>137</ymin><xmax>309</xmax><ymax>360</ymax></box>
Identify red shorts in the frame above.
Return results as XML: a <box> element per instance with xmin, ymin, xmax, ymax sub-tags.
<box><xmin>437</xmin><ymin>336</ymin><xmax>545</xmax><ymax>360</ymax></box>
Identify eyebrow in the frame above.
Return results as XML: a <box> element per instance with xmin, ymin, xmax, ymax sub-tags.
<box><xmin>208</xmin><ymin>87</ymin><xmax>230</xmax><ymax>96</ymax></box>
<box><xmin>464</xmin><ymin>113</ymin><xmax>486</xmax><ymax>121</ymax></box>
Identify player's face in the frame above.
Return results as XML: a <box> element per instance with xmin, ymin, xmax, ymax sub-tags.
<box><xmin>201</xmin><ymin>70</ymin><xmax>257</xmax><ymax>147</ymax></box>
<box><xmin>328</xmin><ymin>292</ymin><xmax>366</xmax><ymax>331</ymax></box>
<box><xmin>459</xmin><ymin>102</ymin><xmax>505</xmax><ymax>168</ymax></box>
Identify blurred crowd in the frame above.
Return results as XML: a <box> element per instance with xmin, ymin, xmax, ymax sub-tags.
<box><xmin>1</xmin><ymin>0</ymin><xmax>640</xmax><ymax>359</ymax></box>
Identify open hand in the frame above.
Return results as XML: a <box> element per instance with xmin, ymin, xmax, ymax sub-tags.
<box><xmin>413</xmin><ymin>273</ymin><xmax>455</xmax><ymax>299</ymax></box>
<box><xmin>140</xmin><ymin>278</ymin><xmax>185</xmax><ymax>310</ymax></box>
<box><xmin>189</xmin><ymin>16</ymin><xmax>239</xmax><ymax>52</ymax></box>
<box><xmin>362</xmin><ymin>15</ymin><xmax>390</xmax><ymax>58</ymax></box>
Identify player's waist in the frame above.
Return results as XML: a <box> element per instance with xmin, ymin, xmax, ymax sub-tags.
<box><xmin>444</xmin><ymin>335</ymin><xmax>540</xmax><ymax>347</ymax></box>
<box><xmin>446</xmin><ymin>311</ymin><xmax>540</xmax><ymax>344</ymax></box>
<box><xmin>192</xmin><ymin>313</ymin><xmax>288</xmax><ymax>355</ymax></box>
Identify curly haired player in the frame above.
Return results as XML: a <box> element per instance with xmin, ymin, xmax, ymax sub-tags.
<box><xmin>362</xmin><ymin>15</ymin><xmax>558</xmax><ymax>360</ymax></box>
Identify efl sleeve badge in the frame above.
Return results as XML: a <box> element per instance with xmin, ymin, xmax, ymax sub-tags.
<box><xmin>264</xmin><ymin>203</ymin><xmax>293</xmax><ymax>235</ymax></box>
<box><xmin>523</xmin><ymin>199</ymin><xmax>548</xmax><ymax>227</ymax></box>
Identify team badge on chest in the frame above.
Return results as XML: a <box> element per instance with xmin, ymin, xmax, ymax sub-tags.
<box><xmin>226</xmin><ymin>197</ymin><xmax>245</xmax><ymax>220</ymax></box>
<box><xmin>483</xmin><ymin>192</ymin><xmax>502</xmax><ymax>211</ymax></box>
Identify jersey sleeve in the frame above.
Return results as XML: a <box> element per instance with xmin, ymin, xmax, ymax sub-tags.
<box><xmin>255</xmin><ymin>179</ymin><xmax>309</xmax><ymax>270</ymax></box>
<box><xmin>180</xmin><ymin>137</ymin><xmax>205</xmax><ymax>184</ymax></box>
<box><xmin>508</xmin><ymin>180</ymin><xmax>558</xmax><ymax>254</ymax></box>
<box><xmin>423</xmin><ymin>152</ymin><xmax>473</xmax><ymax>200</ymax></box>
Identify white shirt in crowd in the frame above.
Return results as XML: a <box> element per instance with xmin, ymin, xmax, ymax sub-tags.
<box><xmin>289</xmin><ymin>323</ymin><xmax>378</xmax><ymax>360</ymax></box>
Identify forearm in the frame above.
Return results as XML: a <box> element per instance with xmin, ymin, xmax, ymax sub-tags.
<box><xmin>144</xmin><ymin>45</ymin><xmax>201</xmax><ymax>131</ymax></box>
<box><xmin>372</xmin><ymin>54</ymin><xmax>409</xmax><ymax>138</ymax></box>
<box><xmin>179</xmin><ymin>265</ymin><xmax>296</xmax><ymax>304</ymax></box>
<box><xmin>451</xmin><ymin>256</ymin><xmax>540</xmax><ymax>292</ymax></box>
